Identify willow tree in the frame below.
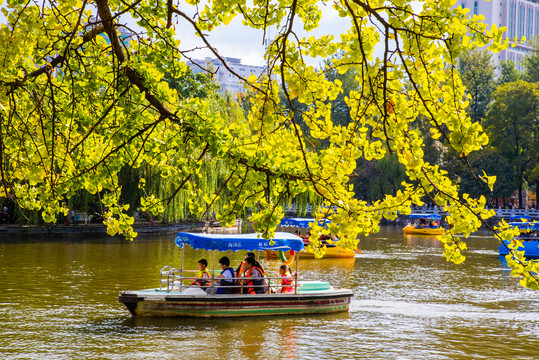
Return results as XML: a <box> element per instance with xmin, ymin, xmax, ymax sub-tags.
<box><xmin>0</xmin><ymin>0</ymin><xmax>537</xmax><ymax>288</ymax></box>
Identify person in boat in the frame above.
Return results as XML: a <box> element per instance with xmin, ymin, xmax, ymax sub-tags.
<box><xmin>301</xmin><ymin>231</ymin><xmax>311</xmax><ymax>245</ymax></box>
<box><xmin>294</xmin><ymin>230</ymin><xmax>307</xmax><ymax>240</ymax></box>
<box><xmin>191</xmin><ymin>258</ymin><xmax>211</xmax><ymax>289</ymax></box>
<box><xmin>236</xmin><ymin>252</ymin><xmax>256</xmax><ymax>278</ymax></box>
<box><xmin>244</xmin><ymin>257</ymin><xmax>267</xmax><ymax>294</ymax></box>
<box><xmin>279</xmin><ymin>264</ymin><xmax>294</xmax><ymax>293</ymax></box>
<box><xmin>234</xmin><ymin>252</ymin><xmax>255</xmax><ymax>294</ymax></box>
<box><xmin>320</xmin><ymin>234</ymin><xmax>331</xmax><ymax>245</ymax></box>
<box><xmin>208</xmin><ymin>256</ymin><xmax>235</xmax><ymax>295</ymax></box>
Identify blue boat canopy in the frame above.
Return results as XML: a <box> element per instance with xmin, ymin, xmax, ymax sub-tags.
<box><xmin>280</xmin><ymin>218</ymin><xmax>330</xmax><ymax>228</ymax></box>
<box><xmin>508</xmin><ymin>222</ymin><xmax>539</xmax><ymax>231</ymax></box>
<box><xmin>408</xmin><ymin>214</ymin><xmax>442</xmax><ymax>219</ymax></box>
<box><xmin>508</xmin><ymin>215</ymin><xmax>531</xmax><ymax>221</ymax></box>
<box><xmin>175</xmin><ymin>232</ymin><xmax>305</xmax><ymax>252</ymax></box>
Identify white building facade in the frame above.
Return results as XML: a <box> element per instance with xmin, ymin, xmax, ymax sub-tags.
<box><xmin>187</xmin><ymin>57</ymin><xmax>265</xmax><ymax>93</ymax></box>
<box><xmin>458</xmin><ymin>0</ymin><xmax>539</xmax><ymax>70</ymax></box>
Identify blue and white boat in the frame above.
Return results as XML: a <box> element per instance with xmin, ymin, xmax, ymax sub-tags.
<box><xmin>119</xmin><ymin>232</ymin><xmax>353</xmax><ymax>317</ymax></box>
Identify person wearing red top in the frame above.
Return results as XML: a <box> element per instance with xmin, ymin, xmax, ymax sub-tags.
<box><xmin>279</xmin><ymin>265</ymin><xmax>294</xmax><ymax>293</ymax></box>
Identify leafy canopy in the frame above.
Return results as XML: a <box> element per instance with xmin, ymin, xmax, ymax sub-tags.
<box><xmin>0</xmin><ymin>0</ymin><xmax>537</xmax><ymax>288</ymax></box>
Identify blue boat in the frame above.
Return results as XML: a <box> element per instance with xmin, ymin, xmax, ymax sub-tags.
<box><xmin>499</xmin><ymin>222</ymin><xmax>539</xmax><ymax>259</ymax></box>
<box><xmin>507</xmin><ymin>215</ymin><xmax>532</xmax><ymax>221</ymax></box>
<box><xmin>280</xmin><ymin>217</ymin><xmax>330</xmax><ymax>228</ymax></box>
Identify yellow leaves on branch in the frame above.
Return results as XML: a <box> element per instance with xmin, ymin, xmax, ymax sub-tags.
<box><xmin>0</xmin><ymin>0</ymin><xmax>535</xmax><ymax>289</ymax></box>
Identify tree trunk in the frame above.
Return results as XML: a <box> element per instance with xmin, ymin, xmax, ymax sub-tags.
<box><xmin>518</xmin><ymin>180</ymin><xmax>523</xmax><ymax>209</ymax></box>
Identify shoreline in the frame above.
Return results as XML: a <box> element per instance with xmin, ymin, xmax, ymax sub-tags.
<box><xmin>0</xmin><ymin>219</ymin><xmax>243</xmax><ymax>239</ymax></box>
<box><xmin>0</xmin><ymin>214</ymin><xmax>529</xmax><ymax>239</ymax></box>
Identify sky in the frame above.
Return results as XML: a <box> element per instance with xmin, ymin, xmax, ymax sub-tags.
<box><xmin>171</xmin><ymin>3</ymin><xmax>354</xmax><ymax>67</ymax></box>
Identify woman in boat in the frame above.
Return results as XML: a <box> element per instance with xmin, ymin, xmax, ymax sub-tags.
<box><xmin>244</xmin><ymin>257</ymin><xmax>267</xmax><ymax>294</ymax></box>
<box><xmin>279</xmin><ymin>265</ymin><xmax>294</xmax><ymax>293</ymax></box>
<box><xmin>235</xmin><ymin>252</ymin><xmax>255</xmax><ymax>278</ymax></box>
<box><xmin>210</xmin><ymin>256</ymin><xmax>235</xmax><ymax>294</ymax></box>
<box><xmin>191</xmin><ymin>258</ymin><xmax>211</xmax><ymax>289</ymax></box>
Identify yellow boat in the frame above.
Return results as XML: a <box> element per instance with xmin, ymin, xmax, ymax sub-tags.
<box><xmin>276</xmin><ymin>218</ymin><xmax>359</xmax><ymax>259</ymax></box>
<box><xmin>265</xmin><ymin>244</ymin><xmax>357</xmax><ymax>259</ymax></box>
<box><xmin>402</xmin><ymin>225</ymin><xmax>445</xmax><ymax>235</ymax></box>
<box><xmin>403</xmin><ymin>214</ymin><xmax>445</xmax><ymax>235</ymax></box>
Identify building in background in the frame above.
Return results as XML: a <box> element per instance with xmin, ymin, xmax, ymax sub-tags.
<box><xmin>457</xmin><ymin>0</ymin><xmax>539</xmax><ymax>71</ymax></box>
<box><xmin>187</xmin><ymin>57</ymin><xmax>265</xmax><ymax>93</ymax></box>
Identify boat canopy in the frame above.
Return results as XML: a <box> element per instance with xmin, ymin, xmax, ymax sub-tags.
<box><xmin>508</xmin><ymin>215</ymin><xmax>531</xmax><ymax>221</ymax></box>
<box><xmin>280</xmin><ymin>218</ymin><xmax>330</xmax><ymax>228</ymax></box>
<box><xmin>175</xmin><ymin>232</ymin><xmax>305</xmax><ymax>252</ymax></box>
<box><xmin>408</xmin><ymin>214</ymin><xmax>442</xmax><ymax>220</ymax></box>
<box><xmin>508</xmin><ymin>222</ymin><xmax>539</xmax><ymax>231</ymax></box>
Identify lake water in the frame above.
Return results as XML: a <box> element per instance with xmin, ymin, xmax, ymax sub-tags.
<box><xmin>0</xmin><ymin>226</ymin><xmax>537</xmax><ymax>359</ymax></box>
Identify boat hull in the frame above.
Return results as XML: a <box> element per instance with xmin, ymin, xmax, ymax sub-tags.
<box><xmin>265</xmin><ymin>245</ymin><xmax>356</xmax><ymax>259</ymax></box>
<box><xmin>119</xmin><ymin>289</ymin><xmax>353</xmax><ymax>317</ymax></box>
<box><xmin>499</xmin><ymin>240</ymin><xmax>539</xmax><ymax>259</ymax></box>
<box><xmin>402</xmin><ymin>225</ymin><xmax>445</xmax><ymax>235</ymax></box>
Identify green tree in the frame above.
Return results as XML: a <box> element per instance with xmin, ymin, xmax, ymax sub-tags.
<box><xmin>498</xmin><ymin>60</ymin><xmax>521</xmax><ymax>85</ymax></box>
<box><xmin>164</xmin><ymin>67</ymin><xmax>218</xmax><ymax>100</ymax></box>
<box><xmin>352</xmin><ymin>154</ymin><xmax>406</xmax><ymax>203</ymax></box>
<box><xmin>523</xmin><ymin>37</ymin><xmax>539</xmax><ymax>83</ymax></box>
<box><xmin>528</xmin><ymin>165</ymin><xmax>539</xmax><ymax>207</ymax></box>
<box><xmin>485</xmin><ymin>80</ymin><xmax>539</xmax><ymax>208</ymax></box>
<box><xmin>458</xmin><ymin>50</ymin><xmax>495</xmax><ymax>123</ymax></box>
<box><xmin>457</xmin><ymin>149</ymin><xmax>515</xmax><ymax>206</ymax></box>
<box><xmin>322</xmin><ymin>54</ymin><xmax>360</xmax><ymax>128</ymax></box>
<box><xmin>0</xmin><ymin>0</ymin><xmax>536</xmax><ymax>287</ymax></box>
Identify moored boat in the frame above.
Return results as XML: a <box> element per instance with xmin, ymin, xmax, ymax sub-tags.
<box><xmin>498</xmin><ymin>221</ymin><xmax>539</xmax><ymax>259</ymax></box>
<box><xmin>402</xmin><ymin>214</ymin><xmax>445</xmax><ymax>235</ymax></box>
<box><xmin>265</xmin><ymin>217</ymin><xmax>357</xmax><ymax>258</ymax></box>
<box><xmin>119</xmin><ymin>232</ymin><xmax>354</xmax><ymax>317</ymax></box>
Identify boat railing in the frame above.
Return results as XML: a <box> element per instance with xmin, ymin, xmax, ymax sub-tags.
<box><xmin>160</xmin><ymin>266</ymin><xmax>175</xmax><ymax>291</ymax></box>
<box><xmin>160</xmin><ymin>267</ymin><xmax>220</xmax><ymax>291</ymax></box>
<box><xmin>160</xmin><ymin>267</ymin><xmax>299</xmax><ymax>294</ymax></box>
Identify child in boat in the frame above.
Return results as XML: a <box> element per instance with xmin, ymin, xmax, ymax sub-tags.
<box><xmin>191</xmin><ymin>258</ymin><xmax>211</xmax><ymax>289</ymax></box>
<box><xmin>212</xmin><ymin>256</ymin><xmax>235</xmax><ymax>294</ymax></box>
<box><xmin>279</xmin><ymin>265</ymin><xmax>294</xmax><ymax>293</ymax></box>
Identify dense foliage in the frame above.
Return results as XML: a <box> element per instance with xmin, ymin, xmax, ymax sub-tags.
<box><xmin>0</xmin><ymin>0</ymin><xmax>537</xmax><ymax>288</ymax></box>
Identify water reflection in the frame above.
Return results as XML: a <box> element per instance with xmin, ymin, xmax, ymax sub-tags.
<box><xmin>403</xmin><ymin>233</ymin><xmax>443</xmax><ymax>248</ymax></box>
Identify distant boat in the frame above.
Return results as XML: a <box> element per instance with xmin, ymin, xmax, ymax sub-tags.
<box><xmin>402</xmin><ymin>214</ymin><xmax>445</xmax><ymax>235</ymax></box>
<box><xmin>119</xmin><ymin>232</ymin><xmax>353</xmax><ymax>317</ymax></box>
<box><xmin>507</xmin><ymin>215</ymin><xmax>531</xmax><ymax>222</ymax></box>
<box><xmin>499</xmin><ymin>221</ymin><xmax>539</xmax><ymax>259</ymax></box>
<box><xmin>265</xmin><ymin>217</ymin><xmax>357</xmax><ymax>259</ymax></box>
